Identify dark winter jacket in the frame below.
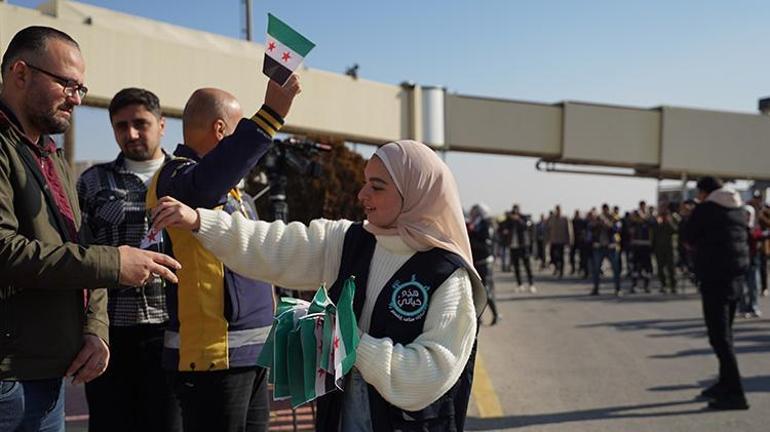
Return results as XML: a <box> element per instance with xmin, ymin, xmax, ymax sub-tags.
<box><xmin>0</xmin><ymin>102</ymin><xmax>119</xmax><ymax>380</ymax></box>
<box><xmin>684</xmin><ymin>188</ymin><xmax>749</xmax><ymax>291</ymax></box>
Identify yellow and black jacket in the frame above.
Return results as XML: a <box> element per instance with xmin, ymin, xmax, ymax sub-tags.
<box><xmin>147</xmin><ymin>106</ymin><xmax>282</xmax><ymax>372</ymax></box>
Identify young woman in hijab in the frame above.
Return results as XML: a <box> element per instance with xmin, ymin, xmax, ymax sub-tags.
<box><xmin>151</xmin><ymin>140</ymin><xmax>487</xmax><ymax>432</ymax></box>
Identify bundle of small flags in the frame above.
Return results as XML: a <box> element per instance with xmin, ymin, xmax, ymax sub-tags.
<box><xmin>257</xmin><ymin>277</ymin><xmax>359</xmax><ymax>408</ymax></box>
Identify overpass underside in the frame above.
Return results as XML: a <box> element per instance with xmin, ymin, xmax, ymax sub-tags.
<box><xmin>2</xmin><ymin>0</ymin><xmax>768</xmax><ymax>181</ymax></box>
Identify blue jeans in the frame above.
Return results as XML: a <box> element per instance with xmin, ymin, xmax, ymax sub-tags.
<box><xmin>593</xmin><ymin>247</ymin><xmax>621</xmax><ymax>292</ymax></box>
<box><xmin>741</xmin><ymin>255</ymin><xmax>760</xmax><ymax>314</ymax></box>
<box><xmin>0</xmin><ymin>379</ymin><xmax>65</xmax><ymax>432</ymax></box>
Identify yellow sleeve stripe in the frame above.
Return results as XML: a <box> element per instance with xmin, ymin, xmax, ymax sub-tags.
<box><xmin>256</xmin><ymin>109</ymin><xmax>282</xmax><ymax>131</ymax></box>
<box><xmin>250</xmin><ymin>115</ymin><xmax>277</xmax><ymax>137</ymax></box>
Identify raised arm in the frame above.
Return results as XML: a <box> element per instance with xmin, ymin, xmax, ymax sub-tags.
<box><xmin>156</xmin><ymin>76</ymin><xmax>301</xmax><ymax>208</ymax></box>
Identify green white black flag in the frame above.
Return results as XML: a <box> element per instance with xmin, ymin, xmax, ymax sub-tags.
<box><xmin>263</xmin><ymin>14</ymin><xmax>315</xmax><ymax>85</ymax></box>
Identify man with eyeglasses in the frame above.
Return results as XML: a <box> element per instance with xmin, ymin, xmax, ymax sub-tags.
<box><xmin>0</xmin><ymin>26</ymin><xmax>181</xmax><ymax>431</ymax></box>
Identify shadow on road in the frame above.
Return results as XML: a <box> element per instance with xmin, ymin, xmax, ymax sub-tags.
<box><xmin>647</xmin><ymin>375</ymin><xmax>770</xmax><ymax>395</ymax></box>
<box><xmin>573</xmin><ymin>315</ymin><xmax>770</xmax><ymax>358</ymax></box>
<box><xmin>465</xmin><ymin>399</ymin><xmax>706</xmax><ymax>430</ymax></box>
<box><xmin>496</xmin><ymin>286</ymin><xmax>700</xmax><ymax>303</ymax></box>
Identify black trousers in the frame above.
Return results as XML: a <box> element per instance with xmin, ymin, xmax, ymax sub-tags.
<box><xmin>656</xmin><ymin>252</ymin><xmax>677</xmax><ymax>290</ymax></box>
<box><xmin>510</xmin><ymin>247</ymin><xmax>534</xmax><ymax>286</ymax></box>
<box><xmin>85</xmin><ymin>324</ymin><xmax>182</xmax><ymax>432</ymax></box>
<box><xmin>569</xmin><ymin>244</ymin><xmax>577</xmax><ymax>272</ymax></box>
<box><xmin>550</xmin><ymin>243</ymin><xmax>566</xmax><ymax>276</ymax></box>
<box><xmin>476</xmin><ymin>260</ymin><xmax>499</xmax><ymax>320</ymax></box>
<box><xmin>535</xmin><ymin>240</ymin><xmax>546</xmax><ymax>268</ymax></box>
<box><xmin>701</xmin><ymin>281</ymin><xmax>745</xmax><ymax>398</ymax></box>
<box><xmin>579</xmin><ymin>243</ymin><xmax>592</xmax><ymax>277</ymax></box>
<box><xmin>631</xmin><ymin>245</ymin><xmax>653</xmax><ymax>287</ymax></box>
<box><xmin>171</xmin><ymin>366</ymin><xmax>269</xmax><ymax>432</ymax></box>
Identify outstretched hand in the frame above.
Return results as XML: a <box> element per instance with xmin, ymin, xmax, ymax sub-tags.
<box><xmin>265</xmin><ymin>74</ymin><xmax>302</xmax><ymax>118</ymax></box>
<box><xmin>152</xmin><ymin>196</ymin><xmax>201</xmax><ymax>233</ymax></box>
<box><xmin>118</xmin><ymin>246</ymin><xmax>181</xmax><ymax>287</ymax></box>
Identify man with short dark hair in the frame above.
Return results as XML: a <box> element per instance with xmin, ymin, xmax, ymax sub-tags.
<box><xmin>0</xmin><ymin>26</ymin><xmax>179</xmax><ymax>431</ymax></box>
<box><xmin>684</xmin><ymin>176</ymin><xmax>750</xmax><ymax>410</ymax></box>
<box><xmin>77</xmin><ymin>88</ymin><xmax>181</xmax><ymax>432</ymax></box>
<box><xmin>503</xmin><ymin>204</ymin><xmax>535</xmax><ymax>292</ymax></box>
<box><xmin>589</xmin><ymin>204</ymin><xmax>622</xmax><ymax>296</ymax></box>
<box><xmin>629</xmin><ymin>201</ymin><xmax>654</xmax><ymax>293</ymax></box>
<box><xmin>546</xmin><ymin>205</ymin><xmax>572</xmax><ymax>278</ymax></box>
<box><xmin>652</xmin><ymin>209</ymin><xmax>678</xmax><ymax>294</ymax></box>
<box><xmin>749</xmin><ymin>191</ymin><xmax>770</xmax><ymax>297</ymax></box>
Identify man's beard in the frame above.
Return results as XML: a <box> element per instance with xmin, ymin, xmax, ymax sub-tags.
<box><xmin>122</xmin><ymin>141</ymin><xmax>157</xmax><ymax>161</ymax></box>
<box><xmin>25</xmin><ymin>95</ymin><xmax>72</xmax><ymax>136</ymax></box>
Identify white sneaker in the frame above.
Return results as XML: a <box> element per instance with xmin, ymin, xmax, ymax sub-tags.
<box><xmin>516</xmin><ymin>285</ymin><xmax>525</xmax><ymax>293</ymax></box>
<box><xmin>529</xmin><ymin>285</ymin><xmax>537</xmax><ymax>293</ymax></box>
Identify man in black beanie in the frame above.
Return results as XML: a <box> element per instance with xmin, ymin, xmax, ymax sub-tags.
<box><xmin>684</xmin><ymin>176</ymin><xmax>750</xmax><ymax>410</ymax></box>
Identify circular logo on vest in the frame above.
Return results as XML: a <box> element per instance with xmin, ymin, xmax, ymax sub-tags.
<box><xmin>389</xmin><ymin>275</ymin><xmax>430</xmax><ymax>322</ymax></box>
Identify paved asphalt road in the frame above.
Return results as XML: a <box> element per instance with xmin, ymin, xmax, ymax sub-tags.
<box><xmin>466</xmin><ymin>267</ymin><xmax>770</xmax><ymax>432</ymax></box>
<box><xmin>62</xmin><ymin>266</ymin><xmax>768</xmax><ymax>431</ymax></box>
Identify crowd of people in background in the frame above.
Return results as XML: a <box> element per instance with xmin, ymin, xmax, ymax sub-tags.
<box><xmin>467</xmin><ymin>191</ymin><xmax>770</xmax><ymax>325</ymax></box>
<box><xmin>468</xmin><ymin>176</ymin><xmax>757</xmax><ymax>411</ymax></box>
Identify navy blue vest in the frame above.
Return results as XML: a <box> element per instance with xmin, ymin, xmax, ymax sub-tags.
<box><xmin>316</xmin><ymin>223</ymin><xmax>477</xmax><ymax>432</ymax></box>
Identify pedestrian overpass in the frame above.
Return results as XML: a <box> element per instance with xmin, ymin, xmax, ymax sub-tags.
<box><xmin>2</xmin><ymin>0</ymin><xmax>769</xmax><ymax>181</ymax></box>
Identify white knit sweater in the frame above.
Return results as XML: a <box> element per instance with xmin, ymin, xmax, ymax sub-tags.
<box><xmin>194</xmin><ymin>208</ymin><xmax>478</xmax><ymax>411</ymax></box>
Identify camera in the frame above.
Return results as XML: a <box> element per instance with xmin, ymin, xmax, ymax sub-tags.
<box><xmin>261</xmin><ymin>137</ymin><xmax>332</xmax><ymax>222</ymax></box>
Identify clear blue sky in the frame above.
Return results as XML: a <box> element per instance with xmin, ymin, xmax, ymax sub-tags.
<box><xmin>10</xmin><ymin>0</ymin><xmax>770</xmax><ymax>216</ymax></box>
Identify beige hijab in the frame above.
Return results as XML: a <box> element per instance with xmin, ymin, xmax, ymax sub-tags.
<box><xmin>364</xmin><ymin>140</ymin><xmax>488</xmax><ymax>315</ymax></box>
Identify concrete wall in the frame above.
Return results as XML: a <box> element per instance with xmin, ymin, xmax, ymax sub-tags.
<box><xmin>445</xmin><ymin>94</ymin><xmax>562</xmax><ymax>157</ymax></box>
<box><xmin>661</xmin><ymin>107</ymin><xmax>770</xmax><ymax>179</ymax></box>
<box><xmin>561</xmin><ymin>102</ymin><xmax>660</xmax><ymax>168</ymax></box>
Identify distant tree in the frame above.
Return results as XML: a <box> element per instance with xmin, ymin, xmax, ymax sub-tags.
<box><xmin>245</xmin><ymin>142</ymin><xmax>368</xmax><ymax>224</ymax></box>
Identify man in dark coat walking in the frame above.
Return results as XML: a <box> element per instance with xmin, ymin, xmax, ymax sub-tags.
<box><xmin>684</xmin><ymin>177</ymin><xmax>750</xmax><ymax>410</ymax></box>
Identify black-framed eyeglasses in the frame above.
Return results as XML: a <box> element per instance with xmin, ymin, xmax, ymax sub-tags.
<box><xmin>24</xmin><ymin>62</ymin><xmax>88</xmax><ymax>99</ymax></box>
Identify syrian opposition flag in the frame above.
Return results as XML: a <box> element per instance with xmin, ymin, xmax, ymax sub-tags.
<box><xmin>270</xmin><ymin>304</ymin><xmax>309</xmax><ymax>399</ymax></box>
<box><xmin>139</xmin><ymin>227</ymin><xmax>162</xmax><ymax>250</ymax></box>
<box><xmin>263</xmin><ymin>13</ymin><xmax>315</xmax><ymax>85</ymax></box>
<box><xmin>333</xmin><ymin>277</ymin><xmax>360</xmax><ymax>383</ymax></box>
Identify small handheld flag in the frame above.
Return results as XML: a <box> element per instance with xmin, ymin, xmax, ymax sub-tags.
<box><xmin>139</xmin><ymin>227</ymin><xmax>162</xmax><ymax>250</ymax></box>
<box><xmin>263</xmin><ymin>14</ymin><xmax>316</xmax><ymax>85</ymax></box>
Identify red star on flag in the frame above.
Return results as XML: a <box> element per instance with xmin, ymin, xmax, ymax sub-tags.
<box><xmin>317</xmin><ymin>368</ymin><xmax>326</xmax><ymax>377</ymax></box>
<box><xmin>147</xmin><ymin>230</ymin><xmax>158</xmax><ymax>242</ymax></box>
<box><xmin>281</xmin><ymin>52</ymin><xmax>291</xmax><ymax>62</ymax></box>
<box><xmin>333</xmin><ymin>336</ymin><xmax>340</xmax><ymax>349</ymax></box>
<box><xmin>267</xmin><ymin>41</ymin><xmax>276</xmax><ymax>52</ymax></box>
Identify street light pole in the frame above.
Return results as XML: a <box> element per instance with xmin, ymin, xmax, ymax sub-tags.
<box><xmin>242</xmin><ymin>0</ymin><xmax>253</xmax><ymax>41</ymax></box>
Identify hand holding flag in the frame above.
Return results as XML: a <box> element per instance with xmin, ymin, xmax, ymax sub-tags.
<box><xmin>264</xmin><ymin>74</ymin><xmax>301</xmax><ymax>119</ymax></box>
